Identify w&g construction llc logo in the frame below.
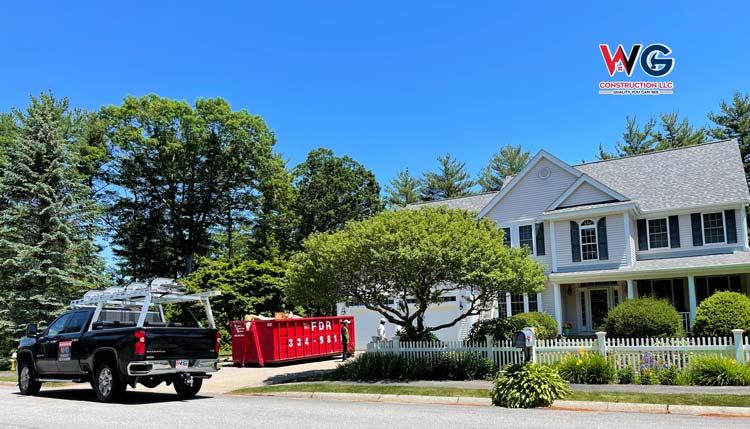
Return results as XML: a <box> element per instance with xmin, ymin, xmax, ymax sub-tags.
<box><xmin>598</xmin><ymin>43</ymin><xmax>674</xmax><ymax>95</ymax></box>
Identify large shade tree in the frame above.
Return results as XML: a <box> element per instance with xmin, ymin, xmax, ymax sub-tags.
<box><xmin>286</xmin><ymin>207</ymin><xmax>546</xmax><ymax>340</ymax></box>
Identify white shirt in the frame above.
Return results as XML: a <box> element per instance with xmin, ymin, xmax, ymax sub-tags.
<box><xmin>377</xmin><ymin>323</ymin><xmax>386</xmax><ymax>341</ymax></box>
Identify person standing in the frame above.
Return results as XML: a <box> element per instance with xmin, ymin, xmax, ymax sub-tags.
<box><xmin>377</xmin><ymin>318</ymin><xmax>387</xmax><ymax>342</ymax></box>
<box><xmin>341</xmin><ymin>320</ymin><xmax>351</xmax><ymax>361</ymax></box>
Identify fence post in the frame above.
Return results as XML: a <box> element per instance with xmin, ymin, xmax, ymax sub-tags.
<box><xmin>485</xmin><ymin>334</ymin><xmax>494</xmax><ymax>364</ymax></box>
<box><xmin>392</xmin><ymin>337</ymin><xmax>400</xmax><ymax>356</ymax></box>
<box><xmin>596</xmin><ymin>331</ymin><xmax>607</xmax><ymax>358</ymax></box>
<box><xmin>732</xmin><ymin>329</ymin><xmax>744</xmax><ymax>363</ymax></box>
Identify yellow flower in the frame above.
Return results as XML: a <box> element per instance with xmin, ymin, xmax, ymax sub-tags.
<box><xmin>576</xmin><ymin>359</ymin><xmax>583</xmax><ymax>366</ymax></box>
<box><xmin>578</xmin><ymin>349</ymin><xmax>586</xmax><ymax>356</ymax></box>
<box><xmin>733</xmin><ymin>359</ymin><xmax>738</xmax><ymax>364</ymax></box>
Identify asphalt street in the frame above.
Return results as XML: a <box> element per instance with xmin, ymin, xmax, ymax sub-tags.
<box><xmin>2</xmin><ymin>385</ymin><xmax>750</xmax><ymax>429</ymax></box>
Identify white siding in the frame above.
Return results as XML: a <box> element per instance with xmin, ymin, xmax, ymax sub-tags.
<box><xmin>560</xmin><ymin>182</ymin><xmax>616</xmax><ymax>208</ymax></box>
<box><xmin>555</xmin><ymin>213</ymin><xmax>628</xmax><ymax>269</ymax></box>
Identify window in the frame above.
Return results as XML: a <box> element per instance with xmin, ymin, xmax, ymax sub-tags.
<box><xmin>46</xmin><ymin>313</ymin><xmax>72</xmax><ymax>337</ymax></box>
<box><xmin>509</xmin><ymin>293</ymin><xmax>525</xmax><ymax>316</ymax></box>
<box><xmin>696</xmin><ymin>275</ymin><xmax>741</xmax><ymax>304</ymax></box>
<box><xmin>703</xmin><ymin>212</ymin><xmax>726</xmax><ymax>244</ymax></box>
<box><xmin>527</xmin><ymin>293</ymin><xmax>539</xmax><ymax>312</ymax></box>
<box><xmin>579</xmin><ymin>219</ymin><xmax>598</xmax><ymax>261</ymax></box>
<box><xmin>648</xmin><ymin>218</ymin><xmax>669</xmax><ymax>249</ymax></box>
<box><xmin>637</xmin><ymin>279</ymin><xmax>687</xmax><ymax>312</ymax></box>
<box><xmin>519</xmin><ymin>225</ymin><xmax>533</xmax><ymax>252</ymax></box>
<box><xmin>502</xmin><ymin>227</ymin><xmax>511</xmax><ymax>248</ymax></box>
<box><xmin>64</xmin><ymin>311</ymin><xmax>90</xmax><ymax>334</ymax></box>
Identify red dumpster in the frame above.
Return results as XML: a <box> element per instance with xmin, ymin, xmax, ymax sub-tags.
<box><xmin>230</xmin><ymin>316</ymin><xmax>355</xmax><ymax>366</ymax></box>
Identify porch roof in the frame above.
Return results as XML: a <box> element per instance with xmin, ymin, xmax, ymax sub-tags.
<box><xmin>548</xmin><ymin>251</ymin><xmax>750</xmax><ymax>283</ymax></box>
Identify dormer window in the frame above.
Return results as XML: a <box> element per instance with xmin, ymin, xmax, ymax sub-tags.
<box><xmin>580</xmin><ymin>219</ymin><xmax>598</xmax><ymax>261</ymax></box>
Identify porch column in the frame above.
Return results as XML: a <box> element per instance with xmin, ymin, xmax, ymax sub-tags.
<box><xmin>688</xmin><ymin>275</ymin><xmax>697</xmax><ymax>325</ymax></box>
<box><xmin>553</xmin><ymin>283</ymin><xmax>563</xmax><ymax>334</ymax></box>
<box><xmin>505</xmin><ymin>292</ymin><xmax>512</xmax><ymax>318</ymax></box>
<box><xmin>537</xmin><ymin>292</ymin><xmax>543</xmax><ymax>311</ymax></box>
<box><xmin>626</xmin><ymin>279</ymin><xmax>635</xmax><ymax>299</ymax></box>
<box><xmin>523</xmin><ymin>294</ymin><xmax>530</xmax><ymax>313</ymax></box>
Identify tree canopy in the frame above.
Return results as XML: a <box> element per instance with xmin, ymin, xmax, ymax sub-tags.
<box><xmin>286</xmin><ymin>207</ymin><xmax>546</xmax><ymax>340</ymax></box>
<box><xmin>385</xmin><ymin>168</ymin><xmax>423</xmax><ymax>208</ymax></box>
<box><xmin>421</xmin><ymin>153</ymin><xmax>475</xmax><ymax>200</ymax></box>
<box><xmin>709</xmin><ymin>91</ymin><xmax>750</xmax><ymax>184</ymax></box>
<box><xmin>598</xmin><ymin>113</ymin><xmax>708</xmax><ymax>160</ymax></box>
<box><xmin>478</xmin><ymin>144</ymin><xmax>530</xmax><ymax>191</ymax></box>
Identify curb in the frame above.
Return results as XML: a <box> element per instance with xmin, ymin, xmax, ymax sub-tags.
<box><xmin>245</xmin><ymin>391</ymin><xmax>750</xmax><ymax>416</ymax></box>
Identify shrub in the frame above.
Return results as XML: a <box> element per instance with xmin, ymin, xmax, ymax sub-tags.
<box><xmin>657</xmin><ymin>366</ymin><xmax>680</xmax><ymax>385</ymax></box>
<box><xmin>616</xmin><ymin>367</ymin><xmax>637</xmax><ymax>384</ymax></box>
<box><xmin>688</xmin><ymin>355</ymin><xmax>750</xmax><ymax>386</ymax></box>
<box><xmin>491</xmin><ymin>363</ymin><xmax>571</xmax><ymax>408</ymax></box>
<box><xmin>510</xmin><ymin>312</ymin><xmax>558</xmax><ymax>340</ymax></box>
<box><xmin>603</xmin><ymin>297</ymin><xmax>683</xmax><ymax>338</ymax></box>
<box><xmin>557</xmin><ymin>352</ymin><xmax>615</xmax><ymax>384</ymax></box>
<box><xmin>692</xmin><ymin>292</ymin><xmax>750</xmax><ymax>337</ymax></box>
<box><xmin>396</xmin><ymin>329</ymin><xmax>440</xmax><ymax>342</ymax></box>
<box><xmin>333</xmin><ymin>352</ymin><xmax>497</xmax><ymax>381</ymax></box>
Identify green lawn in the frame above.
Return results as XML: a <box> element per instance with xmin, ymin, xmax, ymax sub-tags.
<box><xmin>0</xmin><ymin>376</ymin><xmax>16</xmax><ymax>383</ymax></box>
<box><xmin>233</xmin><ymin>383</ymin><xmax>750</xmax><ymax>408</ymax></box>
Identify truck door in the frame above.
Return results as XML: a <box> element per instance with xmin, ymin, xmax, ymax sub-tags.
<box><xmin>35</xmin><ymin>313</ymin><xmax>72</xmax><ymax>374</ymax></box>
<box><xmin>57</xmin><ymin>311</ymin><xmax>91</xmax><ymax>374</ymax></box>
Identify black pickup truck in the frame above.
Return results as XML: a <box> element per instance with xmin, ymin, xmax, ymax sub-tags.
<box><xmin>16</xmin><ymin>281</ymin><xmax>221</xmax><ymax>402</ymax></box>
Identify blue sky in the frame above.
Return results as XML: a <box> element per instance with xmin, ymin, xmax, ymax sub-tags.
<box><xmin>0</xmin><ymin>1</ymin><xmax>748</xmax><ymax>187</ymax></box>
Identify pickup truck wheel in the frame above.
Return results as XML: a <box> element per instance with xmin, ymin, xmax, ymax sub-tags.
<box><xmin>174</xmin><ymin>377</ymin><xmax>202</xmax><ymax>398</ymax></box>
<box><xmin>94</xmin><ymin>362</ymin><xmax>126</xmax><ymax>402</ymax></box>
<box><xmin>18</xmin><ymin>361</ymin><xmax>41</xmax><ymax>395</ymax></box>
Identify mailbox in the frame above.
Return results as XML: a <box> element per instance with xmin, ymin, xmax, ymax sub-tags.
<box><xmin>512</xmin><ymin>327</ymin><xmax>535</xmax><ymax>348</ymax></box>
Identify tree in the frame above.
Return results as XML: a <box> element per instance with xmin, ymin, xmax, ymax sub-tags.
<box><xmin>652</xmin><ymin>112</ymin><xmax>708</xmax><ymax>149</ymax></box>
<box><xmin>598</xmin><ymin>114</ymin><xmax>707</xmax><ymax>160</ymax></box>
<box><xmin>478</xmin><ymin>144</ymin><xmax>530</xmax><ymax>191</ymax></box>
<box><xmin>0</xmin><ymin>93</ymin><xmax>105</xmax><ymax>344</ymax></box>
<box><xmin>421</xmin><ymin>153</ymin><xmax>474</xmax><ymax>200</ymax></box>
<box><xmin>597</xmin><ymin>116</ymin><xmax>656</xmax><ymax>160</ymax></box>
<box><xmin>385</xmin><ymin>168</ymin><xmax>423</xmax><ymax>208</ymax></box>
<box><xmin>291</xmin><ymin>148</ymin><xmax>382</xmax><ymax>248</ymax></box>
<box><xmin>708</xmin><ymin>91</ymin><xmax>750</xmax><ymax>182</ymax></box>
<box><xmin>286</xmin><ymin>207</ymin><xmax>546</xmax><ymax>340</ymax></box>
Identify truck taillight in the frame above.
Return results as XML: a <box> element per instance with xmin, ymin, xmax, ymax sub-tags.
<box><xmin>215</xmin><ymin>331</ymin><xmax>220</xmax><ymax>353</ymax></box>
<box><xmin>134</xmin><ymin>330</ymin><xmax>146</xmax><ymax>355</ymax></box>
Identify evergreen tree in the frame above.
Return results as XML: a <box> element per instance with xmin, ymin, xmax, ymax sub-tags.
<box><xmin>598</xmin><ymin>114</ymin><xmax>707</xmax><ymax>160</ymax></box>
<box><xmin>653</xmin><ymin>112</ymin><xmax>708</xmax><ymax>149</ymax></box>
<box><xmin>709</xmin><ymin>91</ymin><xmax>750</xmax><ymax>182</ymax></box>
<box><xmin>477</xmin><ymin>144</ymin><xmax>529</xmax><ymax>191</ymax></box>
<box><xmin>597</xmin><ymin>116</ymin><xmax>656</xmax><ymax>160</ymax></box>
<box><xmin>385</xmin><ymin>168</ymin><xmax>423</xmax><ymax>207</ymax></box>
<box><xmin>0</xmin><ymin>93</ymin><xmax>105</xmax><ymax>343</ymax></box>
<box><xmin>421</xmin><ymin>153</ymin><xmax>474</xmax><ymax>200</ymax></box>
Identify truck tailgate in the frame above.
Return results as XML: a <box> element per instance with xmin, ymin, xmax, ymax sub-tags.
<box><xmin>144</xmin><ymin>327</ymin><xmax>218</xmax><ymax>360</ymax></box>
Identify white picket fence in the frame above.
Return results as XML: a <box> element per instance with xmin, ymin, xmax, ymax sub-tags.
<box><xmin>366</xmin><ymin>329</ymin><xmax>750</xmax><ymax>371</ymax></box>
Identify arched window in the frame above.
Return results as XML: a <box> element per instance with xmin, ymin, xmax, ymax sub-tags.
<box><xmin>579</xmin><ymin>219</ymin><xmax>598</xmax><ymax>261</ymax></box>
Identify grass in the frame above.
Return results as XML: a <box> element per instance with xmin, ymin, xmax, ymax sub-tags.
<box><xmin>233</xmin><ymin>383</ymin><xmax>750</xmax><ymax>408</ymax></box>
<box><xmin>0</xmin><ymin>376</ymin><xmax>17</xmax><ymax>383</ymax></box>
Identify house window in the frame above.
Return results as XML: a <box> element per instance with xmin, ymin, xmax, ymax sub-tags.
<box><xmin>648</xmin><ymin>218</ymin><xmax>669</xmax><ymax>249</ymax></box>
<box><xmin>527</xmin><ymin>293</ymin><xmax>539</xmax><ymax>312</ymax></box>
<box><xmin>696</xmin><ymin>275</ymin><xmax>741</xmax><ymax>304</ymax></box>
<box><xmin>502</xmin><ymin>227</ymin><xmax>511</xmax><ymax>248</ymax></box>
<box><xmin>579</xmin><ymin>219</ymin><xmax>598</xmax><ymax>261</ymax></box>
<box><xmin>702</xmin><ymin>212</ymin><xmax>726</xmax><ymax>244</ymax></box>
<box><xmin>519</xmin><ymin>225</ymin><xmax>533</xmax><ymax>252</ymax></box>
<box><xmin>509</xmin><ymin>293</ymin><xmax>525</xmax><ymax>316</ymax></box>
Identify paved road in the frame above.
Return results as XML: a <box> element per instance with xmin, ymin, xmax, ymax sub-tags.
<box><xmin>1</xmin><ymin>385</ymin><xmax>748</xmax><ymax>429</ymax></box>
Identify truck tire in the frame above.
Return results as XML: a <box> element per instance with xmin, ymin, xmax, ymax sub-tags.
<box><xmin>18</xmin><ymin>361</ymin><xmax>41</xmax><ymax>395</ymax></box>
<box><xmin>174</xmin><ymin>377</ymin><xmax>202</xmax><ymax>398</ymax></box>
<box><xmin>93</xmin><ymin>362</ymin><xmax>126</xmax><ymax>402</ymax></box>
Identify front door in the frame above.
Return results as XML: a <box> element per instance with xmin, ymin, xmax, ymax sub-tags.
<box><xmin>578</xmin><ymin>287</ymin><xmax>621</xmax><ymax>334</ymax></box>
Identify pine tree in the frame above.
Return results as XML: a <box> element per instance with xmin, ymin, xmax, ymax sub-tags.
<box><xmin>385</xmin><ymin>168</ymin><xmax>423</xmax><ymax>207</ymax></box>
<box><xmin>477</xmin><ymin>144</ymin><xmax>530</xmax><ymax>191</ymax></box>
<box><xmin>708</xmin><ymin>91</ymin><xmax>750</xmax><ymax>182</ymax></box>
<box><xmin>421</xmin><ymin>153</ymin><xmax>474</xmax><ymax>200</ymax></box>
<box><xmin>653</xmin><ymin>112</ymin><xmax>708</xmax><ymax>149</ymax></box>
<box><xmin>0</xmin><ymin>93</ymin><xmax>105</xmax><ymax>342</ymax></box>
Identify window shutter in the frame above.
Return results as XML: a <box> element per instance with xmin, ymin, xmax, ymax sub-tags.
<box><xmin>691</xmin><ymin>213</ymin><xmax>703</xmax><ymax>246</ymax></box>
<box><xmin>597</xmin><ymin>217</ymin><xmax>608</xmax><ymax>260</ymax></box>
<box><xmin>570</xmin><ymin>221</ymin><xmax>581</xmax><ymax>262</ymax></box>
<box><xmin>725</xmin><ymin>209</ymin><xmax>737</xmax><ymax>244</ymax></box>
<box><xmin>535</xmin><ymin>223</ymin><xmax>545</xmax><ymax>256</ymax></box>
<box><xmin>668</xmin><ymin>215</ymin><xmax>680</xmax><ymax>248</ymax></box>
<box><xmin>637</xmin><ymin>219</ymin><xmax>648</xmax><ymax>251</ymax></box>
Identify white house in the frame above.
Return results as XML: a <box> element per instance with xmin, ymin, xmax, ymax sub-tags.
<box><xmin>341</xmin><ymin>139</ymin><xmax>750</xmax><ymax>347</ymax></box>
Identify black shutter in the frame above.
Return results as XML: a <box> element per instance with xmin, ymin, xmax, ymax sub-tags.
<box><xmin>535</xmin><ymin>223</ymin><xmax>545</xmax><ymax>256</ymax></box>
<box><xmin>668</xmin><ymin>216</ymin><xmax>680</xmax><ymax>248</ymax></box>
<box><xmin>570</xmin><ymin>221</ymin><xmax>581</xmax><ymax>262</ymax></box>
<box><xmin>725</xmin><ymin>210</ymin><xmax>737</xmax><ymax>244</ymax></box>
<box><xmin>637</xmin><ymin>219</ymin><xmax>648</xmax><ymax>251</ymax></box>
<box><xmin>597</xmin><ymin>217</ymin><xmax>608</xmax><ymax>260</ymax></box>
<box><xmin>691</xmin><ymin>213</ymin><xmax>703</xmax><ymax>246</ymax></box>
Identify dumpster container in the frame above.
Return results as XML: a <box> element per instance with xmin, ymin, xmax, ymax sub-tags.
<box><xmin>230</xmin><ymin>316</ymin><xmax>355</xmax><ymax>366</ymax></box>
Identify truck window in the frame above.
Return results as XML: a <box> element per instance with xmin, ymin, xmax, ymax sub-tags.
<box><xmin>64</xmin><ymin>311</ymin><xmax>90</xmax><ymax>333</ymax></box>
<box><xmin>46</xmin><ymin>313</ymin><xmax>72</xmax><ymax>337</ymax></box>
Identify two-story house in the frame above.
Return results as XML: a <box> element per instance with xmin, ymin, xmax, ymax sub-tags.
<box><xmin>340</xmin><ymin>139</ymin><xmax>750</xmax><ymax>346</ymax></box>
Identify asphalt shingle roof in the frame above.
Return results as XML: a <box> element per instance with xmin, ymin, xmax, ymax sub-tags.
<box><xmin>404</xmin><ymin>191</ymin><xmax>500</xmax><ymax>212</ymax></box>
<box><xmin>575</xmin><ymin>139</ymin><xmax>750</xmax><ymax>212</ymax></box>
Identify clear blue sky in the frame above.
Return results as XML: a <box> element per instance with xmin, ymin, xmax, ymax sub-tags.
<box><xmin>0</xmin><ymin>1</ymin><xmax>748</xmax><ymax>187</ymax></box>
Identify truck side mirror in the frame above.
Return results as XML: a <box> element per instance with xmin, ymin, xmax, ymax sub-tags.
<box><xmin>26</xmin><ymin>323</ymin><xmax>38</xmax><ymax>338</ymax></box>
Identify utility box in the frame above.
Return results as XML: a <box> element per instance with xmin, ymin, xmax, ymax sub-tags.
<box><xmin>230</xmin><ymin>316</ymin><xmax>355</xmax><ymax>367</ymax></box>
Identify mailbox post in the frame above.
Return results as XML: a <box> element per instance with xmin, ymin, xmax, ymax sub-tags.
<box><xmin>512</xmin><ymin>327</ymin><xmax>536</xmax><ymax>364</ymax></box>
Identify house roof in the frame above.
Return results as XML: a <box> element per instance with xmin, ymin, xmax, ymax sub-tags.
<box><xmin>575</xmin><ymin>139</ymin><xmax>750</xmax><ymax>212</ymax></box>
<box><xmin>404</xmin><ymin>191</ymin><xmax>499</xmax><ymax>212</ymax></box>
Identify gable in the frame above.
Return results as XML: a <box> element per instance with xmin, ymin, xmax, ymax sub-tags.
<box><xmin>483</xmin><ymin>158</ymin><xmax>579</xmax><ymax>223</ymax></box>
<box><xmin>559</xmin><ymin>181</ymin><xmax>619</xmax><ymax>208</ymax></box>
